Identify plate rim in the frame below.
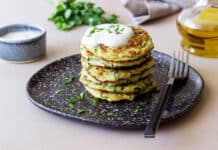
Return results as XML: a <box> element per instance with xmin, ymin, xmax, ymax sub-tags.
<box><xmin>26</xmin><ymin>50</ymin><xmax>204</xmax><ymax>129</ymax></box>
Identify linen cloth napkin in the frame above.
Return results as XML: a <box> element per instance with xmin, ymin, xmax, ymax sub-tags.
<box><xmin>121</xmin><ymin>0</ymin><xmax>196</xmax><ymax>24</ymax></box>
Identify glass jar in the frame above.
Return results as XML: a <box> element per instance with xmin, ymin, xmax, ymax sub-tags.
<box><xmin>177</xmin><ymin>0</ymin><xmax>218</xmax><ymax>58</ymax></box>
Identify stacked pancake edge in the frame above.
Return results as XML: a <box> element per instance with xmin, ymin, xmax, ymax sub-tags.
<box><xmin>79</xmin><ymin>26</ymin><xmax>156</xmax><ymax>102</ymax></box>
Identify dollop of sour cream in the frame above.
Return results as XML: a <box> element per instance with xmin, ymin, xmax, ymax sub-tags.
<box><xmin>81</xmin><ymin>24</ymin><xmax>133</xmax><ymax>48</ymax></box>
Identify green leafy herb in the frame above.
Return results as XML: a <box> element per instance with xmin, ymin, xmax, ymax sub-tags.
<box><xmin>77</xmin><ymin>109</ymin><xmax>86</xmax><ymax>114</ymax></box>
<box><xmin>71</xmin><ymin>88</ymin><xmax>76</xmax><ymax>94</ymax></box>
<box><xmin>138</xmin><ymin>100</ymin><xmax>147</xmax><ymax>106</ymax></box>
<box><xmin>92</xmin><ymin>97</ymin><xmax>100</xmax><ymax>105</ymax></box>
<box><xmin>55</xmin><ymin>89</ymin><xmax>64</xmax><ymax>95</ymax></box>
<box><xmin>67</xmin><ymin>98</ymin><xmax>75</xmax><ymax>109</ymax></box>
<box><xmin>106</xmin><ymin>112</ymin><xmax>114</xmax><ymax>117</ymax></box>
<box><xmin>134</xmin><ymin>109</ymin><xmax>139</xmax><ymax>113</ymax></box>
<box><xmin>49</xmin><ymin>0</ymin><xmax>119</xmax><ymax>31</ymax></box>
<box><xmin>63</xmin><ymin>76</ymin><xmax>75</xmax><ymax>85</ymax></box>
<box><xmin>107</xmin><ymin>15</ymin><xmax>119</xmax><ymax>24</ymax></box>
<box><xmin>77</xmin><ymin>92</ymin><xmax>85</xmax><ymax>101</ymax></box>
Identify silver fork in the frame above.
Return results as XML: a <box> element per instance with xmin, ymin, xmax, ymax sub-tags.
<box><xmin>144</xmin><ymin>50</ymin><xmax>189</xmax><ymax>138</ymax></box>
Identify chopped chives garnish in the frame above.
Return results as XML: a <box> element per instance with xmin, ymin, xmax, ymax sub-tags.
<box><xmin>134</xmin><ymin>109</ymin><xmax>139</xmax><ymax>113</ymax></box>
<box><xmin>77</xmin><ymin>92</ymin><xmax>85</xmax><ymax>101</ymax></box>
<box><xmin>138</xmin><ymin>100</ymin><xmax>147</xmax><ymax>106</ymax></box>
<box><xmin>67</xmin><ymin>98</ymin><xmax>75</xmax><ymax>109</ymax></box>
<box><xmin>77</xmin><ymin>109</ymin><xmax>86</xmax><ymax>115</ymax></box>
<box><xmin>63</xmin><ymin>76</ymin><xmax>75</xmax><ymax>85</ymax></box>
<box><xmin>92</xmin><ymin>97</ymin><xmax>100</xmax><ymax>105</ymax></box>
<box><xmin>71</xmin><ymin>88</ymin><xmax>76</xmax><ymax>94</ymax></box>
<box><xmin>55</xmin><ymin>89</ymin><xmax>64</xmax><ymax>95</ymax></box>
<box><xmin>88</xmin><ymin>24</ymin><xmax>125</xmax><ymax>37</ymax></box>
<box><xmin>106</xmin><ymin>112</ymin><xmax>114</xmax><ymax>117</ymax></box>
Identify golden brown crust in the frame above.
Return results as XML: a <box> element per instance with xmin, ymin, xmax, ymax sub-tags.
<box><xmin>80</xmin><ymin>27</ymin><xmax>154</xmax><ymax>62</ymax></box>
<box><xmin>84</xmin><ymin>81</ymin><xmax>157</xmax><ymax>102</ymax></box>
<box><xmin>81</xmin><ymin>59</ymin><xmax>154</xmax><ymax>82</ymax></box>
<box><xmin>80</xmin><ymin>73</ymin><xmax>153</xmax><ymax>93</ymax></box>
<box><xmin>81</xmin><ymin>49</ymin><xmax>152</xmax><ymax>68</ymax></box>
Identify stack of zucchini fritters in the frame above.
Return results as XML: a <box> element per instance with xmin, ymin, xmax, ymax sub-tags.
<box><xmin>80</xmin><ymin>24</ymin><xmax>156</xmax><ymax>102</ymax></box>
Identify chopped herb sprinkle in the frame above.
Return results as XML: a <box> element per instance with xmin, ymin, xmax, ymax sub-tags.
<box><xmin>71</xmin><ymin>88</ymin><xmax>76</xmax><ymax>94</ymax></box>
<box><xmin>77</xmin><ymin>92</ymin><xmax>85</xmax><ymax>101</ymax></box>
<box><xmin>88</xmin><ymin>24</ymin><xmax>125</xmax><ymax>37</ymax></box>
<box><xmin>67</xmin><ymin>98</ymin><xmax>75</xmax><ymax>109</ymax></box>
<box><xmin>55</xmin><ymin>89</ymin><xmax>64</xmax><ymax>95</ymax></box>
<box><xmin>77</xmin><ymin>109</ymin><xmax>86</xmax><ymax>115</ymax></box>
<box><xmin>88</xmin><ymin>26</ymin><xmax>104</xmax><ymax>36</ymax></box>
<box><xmin>63</xmin><ymin>76</ymin><xmax>75</xmax><ymax>85</ymax></box>
<box><xmin>106</xmin><ymin>112</ymin><xmax>115</xmax><ymax>117</ymax></box>
<box><xmin>134</xmin><ymin>109</ymin><xmax>139</xmax><ymax>113</ymax></box>
<box><xmin>138</xmin><ymin>100</ymin><xmax>147</xmax><ymax>106</ymax></box>
<box><xmin>92</xmin><ymin>97</ymin><xmax>100</xmax><ymax>105</ymax></box>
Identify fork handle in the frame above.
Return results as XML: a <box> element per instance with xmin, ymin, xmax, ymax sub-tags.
<box><xmin>144</xmin><ymin>84</ymin><xmax>173</xmax><ymax>138</ymax></box>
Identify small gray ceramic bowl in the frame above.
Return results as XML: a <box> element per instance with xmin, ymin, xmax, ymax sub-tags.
<box><xmin>0</xmin><ymin>24</ymin><xmax>46</xmax><ymax>63</ymax></box>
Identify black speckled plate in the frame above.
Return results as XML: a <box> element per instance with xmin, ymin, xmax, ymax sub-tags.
<box><xmin>26</xmin><ymin>50</ymin><xmax>204</xmax><ymax>129</ymax></box>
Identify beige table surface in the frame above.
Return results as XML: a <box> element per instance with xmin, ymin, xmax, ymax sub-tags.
<box><xmin>0</xmin><ymin>0</ymin><xmax>218</xmax><ymax>149</ymax></box>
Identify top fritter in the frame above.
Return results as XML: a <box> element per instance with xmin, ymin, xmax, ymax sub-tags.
<box><xmin>81</xmin><ymin>24</ymin><xmax>154</xmax><ymax>62</ymax></box>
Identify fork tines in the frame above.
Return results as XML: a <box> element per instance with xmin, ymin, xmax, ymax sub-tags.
<box><xmin>169</xmin><ymin>50</ymin><xmax>189</xmax><ymax>79</ymax></box>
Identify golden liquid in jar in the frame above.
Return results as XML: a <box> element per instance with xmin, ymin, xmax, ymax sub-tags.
<box><xmin>177</xmin><ymin>9</ymin><xmax>218</xmax><ymax>58</ymax></box>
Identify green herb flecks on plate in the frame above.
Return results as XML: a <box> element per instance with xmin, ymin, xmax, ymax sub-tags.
<box><xmin>55</xmin><ymin>89</ymin><xmax>64</xmax><ymax>95</ymax></box>
<box><xmin>134</xmin><ymin>109</ymin><xmax>139</xmax><ymax>113</ymax></box>
<box><xmin>71</xmin><ymin>88</ymin><xmax>76</xmax><ymax>94</ymax></box>
<box><xmin>63</xmin><ymin>76</ymin><xmax>75</xmax><ymax>86</ymax></box>
<box><xmin>77</xmin><ymin>109</ymin><xmax>86</xmax><ymax>115</ymax></box>
<box><xmin>49</xmin><ymin>0</ymin><xmax>119</xmax><ymax>31</ymax></box>
<box><xmin>77</xmin><ymin>92</ymin><xmax>85</xmax><ymax>101</ymax></box>
<box><xmin>92</xmin><ymin>97</ymin><xmax>100</xmax><ymax>105</ymax></box>
<box><xmin>106</xmin><ymin>112</ymin><xmax>115</xmax><ymax>117</ymax></box>
<box><xmin>138</xmin><ymin>100</ymin><xmax>147</xmax><ymax>106</ymax></box>
<box><xmin>67</xmin><ymin>98</ymin><xmax>75</xmax><ymax>109</ymax></box>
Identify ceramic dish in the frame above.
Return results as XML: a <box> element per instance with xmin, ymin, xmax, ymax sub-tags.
<box><xmin>26</xmin><ymin>50</ymin><xmax>204</xmax><ymax>129</ymax></box>
<box><xmin>0</xmin><ymin>24</ymin><xmax>46</xmax><ymax>63</ymax></box>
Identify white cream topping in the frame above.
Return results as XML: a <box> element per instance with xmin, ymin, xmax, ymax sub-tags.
<box><xmin>81</xmin><ymin>24</ymin><xmax>133</xmax><ymax>48</ymax></box>
<box><xmin>0</xmin><ymin>30</ymin><xmax>40</xmax><ymax>41</ymax></box>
